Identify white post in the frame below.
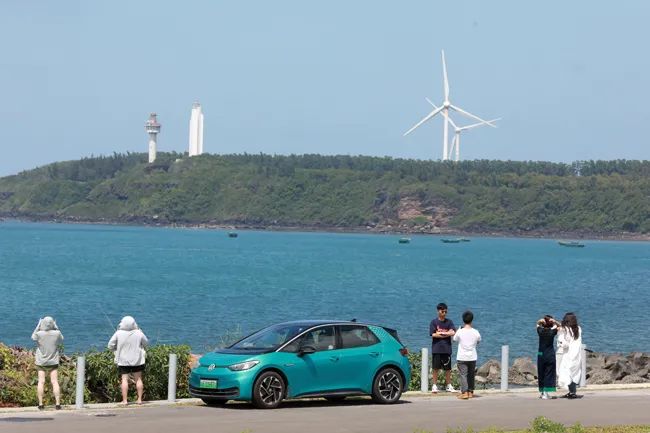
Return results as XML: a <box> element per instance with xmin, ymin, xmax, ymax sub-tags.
<box><xmin>500</xmin><ymin>345</ymin><xmax>509</xmax><ymax>392</ymax></box>
<box><xmin>75</xmin><ymin>356</ymin><xmax>85</xmax><ymax>409</ymax></box>
<box><xmin>168</xmin><ymin>353</ymin><xmax>178</xmax><ymax>402</ymax></box>
<box><xmin>580</xmin><ymin>344</ymin><xmax>587</xmax><ymax>387</ymax></box>
<box><xmin>420</xmin><ymin>348</ymin><xmax>429</xmax><ymax>393</ymax></box>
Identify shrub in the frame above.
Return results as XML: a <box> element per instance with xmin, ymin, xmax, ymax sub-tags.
<box><xmin>0</xmin><ymin>343</ymin><xmax>191</xmax><ymax>406</ymax></box>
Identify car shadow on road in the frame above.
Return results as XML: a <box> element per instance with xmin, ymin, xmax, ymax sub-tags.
<box><xmin>203</xmin><ymin>398</ymin><xmax>411</xmax><ymax>410</ymax></box>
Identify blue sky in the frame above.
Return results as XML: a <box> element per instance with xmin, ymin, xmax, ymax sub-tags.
<box><xmin>1</xmin><ymin>1</ymin><xmax>649</xmax><ymax>176</ymax></box>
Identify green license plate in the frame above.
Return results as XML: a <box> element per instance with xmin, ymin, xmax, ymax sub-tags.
<box><xmin>200</xmin><ymin>379</ymin><xmax>217</xmax><ymax>389</ymax></box>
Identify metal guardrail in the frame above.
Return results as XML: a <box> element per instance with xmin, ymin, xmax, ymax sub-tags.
<box><xmin>418</xmin><ymin>344</ymin><xmax>588</xmax><ymax>392</ymax></box>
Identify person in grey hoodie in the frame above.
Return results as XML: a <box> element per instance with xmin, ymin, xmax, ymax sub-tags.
<box><xmin>108</xmin><ymin>316</ymin><xmax>149</xmax><ymax>405</ymax></box>
<box><xmin>31</xmin><ymin>317</ymin><xmax>63</xmax><ymax>410</ymax></box>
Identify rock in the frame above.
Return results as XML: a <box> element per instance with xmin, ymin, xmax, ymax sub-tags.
<box><xmin>628</xmin><ymin>352</ymin><xmax>650</xmax><ymax>369</ymax></box>
<box><xmin>603</xmin><ymin>354</ymin><xmax>626</xmax><ymax>370</ymax></box>
<box><xmin>587</xmin><ymin>370</ymin><xmax>613</xmax><ymax>385</ymax></box>
<box><xmin>512</xmin><ymin>357</ymin><xmax>537</xmax><ymax>376</ymax></box>
<box><xmin>620</xmin><ymin>375</ymin><xmax>648</xmax><ymax>384</ymax></box>
<box><xmin>509</xmin><ymin>357</ymin><xmax>537</xmax><ymax>385</ymax></box>
<box><xmin>476</xmin><ymin>359</ymin><xmax>501</xmax><ymax>383</ymax></box>
<box><xmin>610</xmin><ymin>359</ymin><xmax>632</xmax><ymax>381</ymax></box>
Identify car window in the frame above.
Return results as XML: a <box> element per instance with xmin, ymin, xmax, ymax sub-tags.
<box><xmin>339</xmin><ymin>325</ymin><xmax>380</xmax><ymax>349</ymax></box>
<box><xmin>281</xmin><ymin>326</ymin><xmax>336</xmax><ymax>353</ymax></box>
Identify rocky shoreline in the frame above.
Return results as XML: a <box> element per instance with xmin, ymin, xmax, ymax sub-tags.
<box><xmin>476</xmin><ymin>352</ymin><xmax>650</xmax><ymax>386</ymax></box>
<box><xmin>2</xmin><ymin>214</ymin><xmax>649</xmax><ymax>242</ymax></box>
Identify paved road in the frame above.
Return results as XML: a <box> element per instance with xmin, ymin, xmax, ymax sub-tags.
<box><xmin>2</xmin><ymin>390</ymin><xmax>650</xmax><ymax>433</ymax></box>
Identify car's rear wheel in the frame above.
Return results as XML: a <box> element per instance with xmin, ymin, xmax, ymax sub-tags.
<box><xmin>371</xmin><ymin>367</ymin><xmax>403</xmax><ymax>404</ymax></box>
<box><xmin>202</xmin><ymin>398</ymin><xmax>228</xmax><ymax>406</ymax></box>
<box><xmin>324</xmin><ymin>396</ymin><xmax>347</xmax><ymax>403</ymax></box>
<box><xmin>252</xmin><ymin>371</ymin><xmax>285</xmax><ymax>409</ymax></box>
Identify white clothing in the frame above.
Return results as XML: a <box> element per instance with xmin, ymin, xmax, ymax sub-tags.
<box><xmin>556</xmin><ymin>326</ymin><xmax>582</xmax><ymax>389</ymax></box>
<box><xmin>453</xmin><ymin>327</ymin><xmax>481</xmax><ymax>361</ymax></box>
<box><xmin>108</xmin><ymin>316</ymin><xmax>148</xmax><ymax>366</ymax></box>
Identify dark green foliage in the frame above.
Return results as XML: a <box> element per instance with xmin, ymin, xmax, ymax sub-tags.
<box><xmin>1</xmin><ymin>153</ymin><xmax>649</xmax><ymax>234</ymax></box>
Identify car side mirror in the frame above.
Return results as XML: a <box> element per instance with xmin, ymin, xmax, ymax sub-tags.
<box><xmin>298</xmin><ymin>345</ymin><xmax>316</xmax><ymax>356</ymax></box>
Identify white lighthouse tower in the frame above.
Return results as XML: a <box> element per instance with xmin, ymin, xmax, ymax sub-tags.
<box><xmin>188</xmin><ymin>102</ymin><xmax>204</xmax><ymax>157</ymax></box>
<box><xmin>145</xmin><ymin>113</ymin><xmax>161</xmax><ymax>163</ymax></box>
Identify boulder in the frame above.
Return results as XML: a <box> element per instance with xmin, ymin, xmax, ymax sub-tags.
<box><xmin>586</xmin><ymin>370</ymin><xmax>613</xmax><ymax>385</ymax></box>
<box><xmin>628</xmin><ymin>352</ymin><xmax>650</xmax><ymax>369</ymax></box>
<box><xmin>620</xmin><ymin>375</ymin><xmax>649</xmax><ymax>384</ymax></box>
<box><xmin>509</xmin><ymin>357</ymin><xmax>537</xmax><ymax>385</ymax></box>
<box><xmin>476</xmin><ymin>359</ymin><xmax>501</xmax><ymax>383</ymax></box>
<box><xmin>603</xmin><ymin>354</ymin><xmax>626</xmax><ymax>370</ymax></box>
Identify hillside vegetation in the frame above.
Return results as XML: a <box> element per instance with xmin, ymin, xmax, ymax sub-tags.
<box><xmin>0</xmin><ymin>153</ymin><xmax>648</xmax><ymax>235</ymax></box>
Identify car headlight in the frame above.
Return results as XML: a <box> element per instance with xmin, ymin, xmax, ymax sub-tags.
<box><xmin>227</xmin><ymin>360</ymin><xmax>259</xmax><ymax>371</ymax></box>
<box><xmin>190</xmin><ymin>357</ymin><xmax>201</xmax><ymax>369</ymax></box>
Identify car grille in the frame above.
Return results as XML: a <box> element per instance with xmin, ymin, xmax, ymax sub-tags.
<box><xmin>189</xmin><ymin>385</ymin><xmax>240</xmax><ymax>398</ymax></box>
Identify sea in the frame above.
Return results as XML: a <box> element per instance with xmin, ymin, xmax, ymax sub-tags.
<box><xmin>1</xmin><ymin>220</ymin><xmax>649</xmax><ymax>363</ymax></box>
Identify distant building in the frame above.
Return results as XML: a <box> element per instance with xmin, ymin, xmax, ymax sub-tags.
<box><xmin>188</xmin><ymin>102</ymin><xmax>204</xmax><ymax>156</ymax></box>
<box><xmin>145</xmin><ymin>113</ymin><xmax>161</xmax><ymax>163</ymax></box>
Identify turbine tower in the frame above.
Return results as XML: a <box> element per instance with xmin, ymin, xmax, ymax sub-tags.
<box><xmin>426</xmin><ymin>98</ymin><xmax>500</xmax><ymax>161</ymax></box>
<box><xmin>188</xmin><ymin>102</ymin><xmax>204</xmax><ymax>157</ymax></box>
<box><xmin>145</xmin><ymin>113</ymin><xmax>161</xmax><ymax>163</ymax></box>
<box><xmin>404</xmin><ymin>50</ymin><xmax>496</xmax><ymax>161</ymax></box>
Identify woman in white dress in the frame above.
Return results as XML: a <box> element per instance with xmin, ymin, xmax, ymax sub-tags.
<box><xmin>556</xmin><ymin>312</ymin><xmax>582</xmax><ymax>399</ymax></box>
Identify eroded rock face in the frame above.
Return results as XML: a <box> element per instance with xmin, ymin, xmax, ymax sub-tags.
<box><xmin>475</xmin><ymin>351</ymin><xmax>650</xmax><ymax>385</ymax></box>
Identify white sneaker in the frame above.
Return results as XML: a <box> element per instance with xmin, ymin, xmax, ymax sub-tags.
<box><xmin>446</xmin><ymin>384</ymin><xmax>458</xmax><ymax>393</ymax></box>
<box><xmin>431</xmin><ymin>384</ymin><xmax>439</xmax><ymax>393</ymax></box>
<box><xmin>541</xmin><ymin>392</ymin><xmax>549</xmax><ymax>400</ymax></box>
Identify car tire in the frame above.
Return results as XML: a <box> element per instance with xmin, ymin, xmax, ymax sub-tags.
<box><xmin>202</xmin><ymin>398</ymin><xmax>228</xmax><ymax>406</ymax></box>
<box><xmin>252</xmin><ymin>371</ymin><xmax>285</xmax><ymax>409</ymax></box>
<box><xmin>324</xmin><ymin>396</ymin><xmax>347</xmax><ymax>403</ymax></box>
<box><xmin>371</xmin><ymin>367</ymin><xmax>403</xmax><ymax>404</ymax></box>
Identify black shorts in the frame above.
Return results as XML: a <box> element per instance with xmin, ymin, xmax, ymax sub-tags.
<box><xmin>118</xmin><ymin>364</ymin><xmax>145</xmax><ymax>375</ymax></box>
<box><xmin>432</xmin><ymin>353</ymin><xmax>452</xmax><ymax>371</ymax></box>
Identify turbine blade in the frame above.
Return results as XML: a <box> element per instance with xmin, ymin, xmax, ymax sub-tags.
<box><xmin>403</xmin><ymin>106</ymin><xmax>443</xmax><ymax>136</ymax></box>
<box><xmin>450</xmin><ymin>104</ymin><xmax>497</xmax><ymax>127</ymax></box>
<box><xmin>442</xmin><ymin>50</ymin><xmax>449</xmax><ymax>101</ymax></box>
<box><xmin>425</xmin><ymin>97</ymin><xmax>440</xmax><ymax>110</ymax></box>
<box><xmin>459</xmin><ymin>118</ymin><xmax>501</xmax><ymax>131</ymax></box>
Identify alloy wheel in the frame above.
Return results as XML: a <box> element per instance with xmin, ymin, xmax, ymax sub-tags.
<box><xmin>372</xmin><ymin>368</ymin><xmax>403</xmax><ymax>404</ymax></box>
<box><xmin>253</xmin><ymin>372</ymin><xmax>285</xmax><ymax>409</ymax></box>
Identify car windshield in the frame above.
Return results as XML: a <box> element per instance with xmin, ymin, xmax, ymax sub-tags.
<box><xmin>228</xmin><ymin>324</ymin><xmax>310</xmax><ymax>351</ymax></box>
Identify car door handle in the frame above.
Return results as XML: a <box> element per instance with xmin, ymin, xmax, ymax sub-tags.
<box><xmin>369</xmin><ymin>352</ymin><xmax>380</xmax><ymax>358</ymax></box>
<box><xmin>329</xmin><ymin>356</ymin><xmax>340</xmax><ymax>362</ymax></box>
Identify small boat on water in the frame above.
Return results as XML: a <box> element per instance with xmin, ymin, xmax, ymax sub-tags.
<box><xmin>558</xmin><ymin>240</ymin><xmax>585</xmax><ymax>248</ymax></box>
<box><xmin>441</xmin><ymin>238</ymin><xmax>462</xmax><ymax>244</ymax></box>
<box><xmin>459</xmin><ymin>238</ymin><xmax>471</xmax><ymax>242</ymax></box>
<box><xmin>228</xmin><ymin>232</ymin><xmax>238</xmax><ymax>238</ymax></box>
<box><xmin>398</xmin><ymin>237</ymin><xmax>411</xmax><ymax>244</ymax></box>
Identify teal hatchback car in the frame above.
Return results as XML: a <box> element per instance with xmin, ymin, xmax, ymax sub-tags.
<box><xmin>189</xmin><ymin>320</ymin><xmax>410</xmax><ymax>408</ymax></box>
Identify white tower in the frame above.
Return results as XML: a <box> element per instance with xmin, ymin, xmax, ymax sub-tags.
<box><xmin>145</xmin><ymin>113</ymin><xmax>161</xmax><ymax>163</ymax></box>
<box><xmin>188</xmin><ymin>102</ymin><xmax>204</xmax><ymax>156</ymax></box>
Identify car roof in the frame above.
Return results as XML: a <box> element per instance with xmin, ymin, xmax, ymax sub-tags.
<box><xmin>275</xmin><ymin>320</ymin><xmax>363</xmax><ymax>328</ymax></box>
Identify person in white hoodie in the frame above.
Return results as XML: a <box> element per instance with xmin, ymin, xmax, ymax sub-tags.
<box><xmin>108</xmin><ymin>316</ymin><xmax>149</xmax><ymax>405</ymax></box>
<box><xmin>556</xmin><ymin>312</ymin><xmax>583</xmax><ymax>399</ymax></box>
<box><xmin>32</xmin><ymin>317</ymin><xmax>64</xmax><ymax>410</ymax></box>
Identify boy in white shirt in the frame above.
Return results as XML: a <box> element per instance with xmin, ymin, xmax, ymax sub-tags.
<box><xmin>453</xmin><ymin>310</ymin><xmax>481</xmax><ymax>400</ymax></box>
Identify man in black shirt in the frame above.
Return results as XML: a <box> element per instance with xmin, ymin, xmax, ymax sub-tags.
<box><xmin>429</xmin><ymin>302</ymin><xmax>457</xmax><ymax>393</ymax></box>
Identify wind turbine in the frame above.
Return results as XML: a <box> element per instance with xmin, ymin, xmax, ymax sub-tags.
<box><xmin>404</xmin><ymin>50</ymin><xmax>496</xmax><ymax>160</ymax></box>
<box><xmin>426</xmin><ymin>98</ymin><xmax>500</xmax><ymax>161</ymax></box>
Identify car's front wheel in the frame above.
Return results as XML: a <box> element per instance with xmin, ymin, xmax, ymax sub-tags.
<box><xmin>252</xmin><ymin>371</ymin><xmax>285</xmax><ymax>409</ymax></box>
<box><xmin>371</xmin><ymin>367</ymin><xmax>403</xmax><ymax>404</ymax></box>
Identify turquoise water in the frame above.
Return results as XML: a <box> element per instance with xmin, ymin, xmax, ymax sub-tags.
<box><xmin>1</xmin><ymin>221</ymin><xmax>649</xmax><ymax>362</ymax></box>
